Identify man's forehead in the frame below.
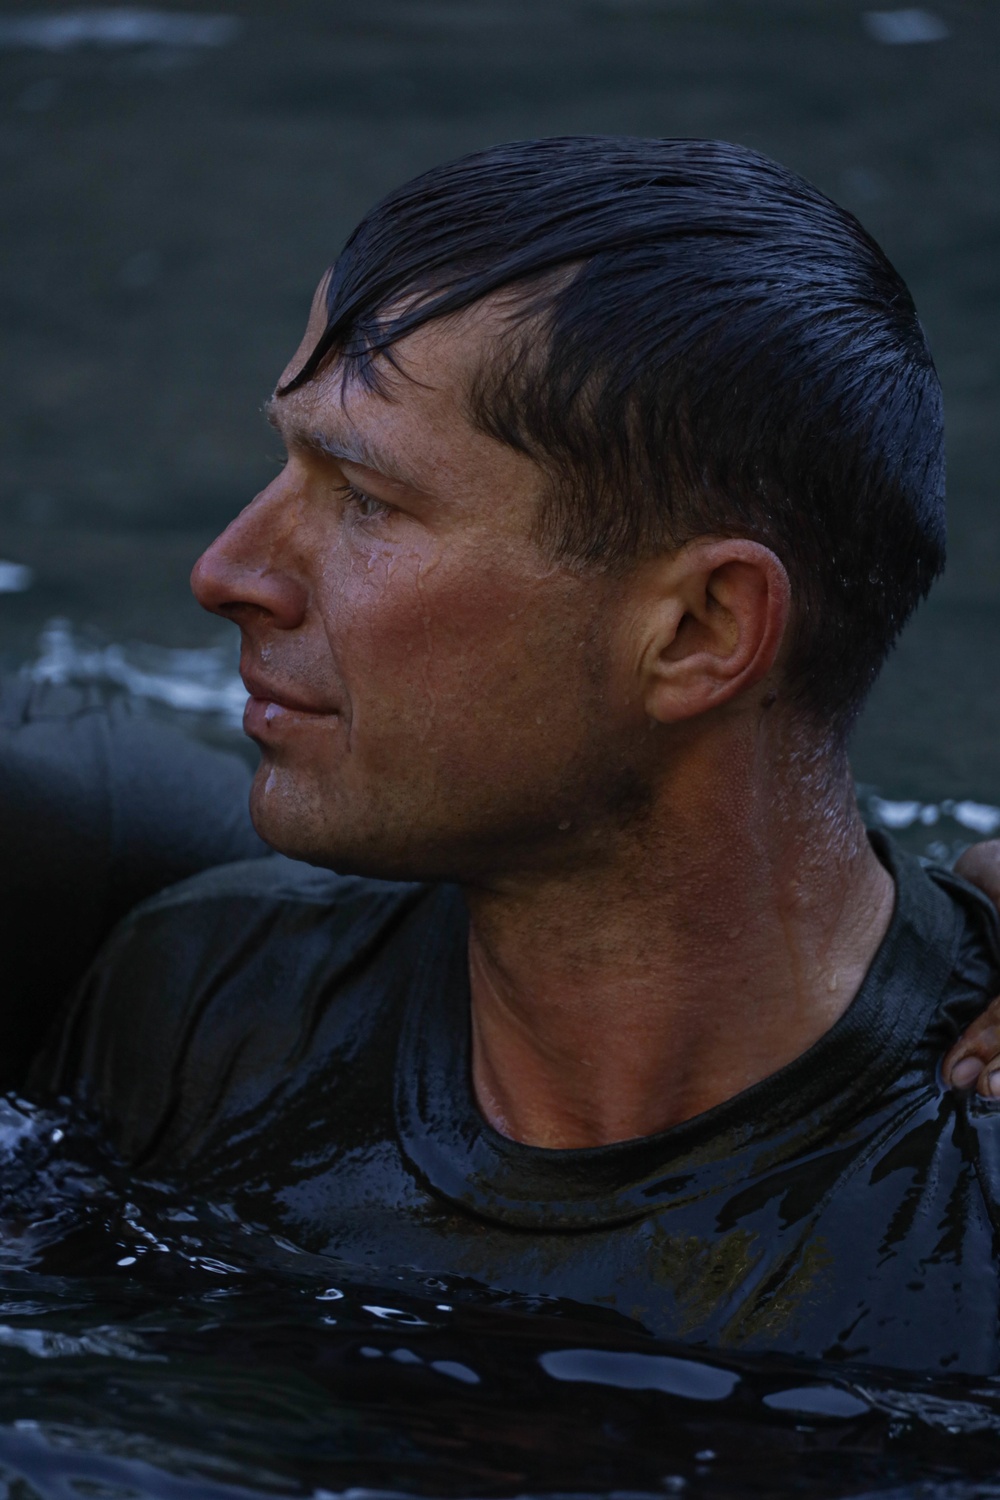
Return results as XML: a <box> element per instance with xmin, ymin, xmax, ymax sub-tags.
<box><xmin>270</xmin><ymin>301</ymin><xmax>507</xmax><ymax>464</ymax></box>
<box><xmin>280</xmin><ymin>272</ymin><xmax>334</xmax><ymax>381</ymax></box>
<box><xmin>279</xmin><ymin>278</ymin><xmax>518</xmax><ymax>403</ymax></box>
<box><xmin>263</xmin><ymin>390</ymin><xmax>425</xmax><ymax>489</ymax></box>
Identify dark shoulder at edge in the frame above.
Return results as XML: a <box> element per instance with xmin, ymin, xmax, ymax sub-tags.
<box><xmin>923</xmin><ymin>860</ymin><xmax>1000</xmax><ymax>1044</ymax></box>
<box><xmin>119</xmin><ymin>851</ymin><xmax>422</xmax><ymax>922</ymax></box>
<box><xmin>28</xmin><ymin>853</ymin><xmax>426</xmax><ymax>1107</ymax></box>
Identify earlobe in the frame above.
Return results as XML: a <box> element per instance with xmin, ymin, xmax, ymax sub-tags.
<box><xmin>640</xmin><ymin>540</ymin><xmax>790</xmax><ymax>725</ymax></box>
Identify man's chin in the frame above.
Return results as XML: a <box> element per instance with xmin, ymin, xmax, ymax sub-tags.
<box><xmin>247</xmin><ymin>773</ymin><xmax>336</xmax><ymax>867</ymax></box>
<box><xmin>246</xmin><ymin>769</ymin><xmax>426</xmax><ymax>880</ymax></box>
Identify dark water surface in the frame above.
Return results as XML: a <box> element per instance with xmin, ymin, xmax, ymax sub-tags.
<box><xmin>7</xmin><ymin>1092</ymin><xmax>1000</xmax><ymax>1500</ymax></box>
<box><xmin>3</xmin><ymin>2</ymin><xmax>1000</xmax><ymax>1495</ymax></box>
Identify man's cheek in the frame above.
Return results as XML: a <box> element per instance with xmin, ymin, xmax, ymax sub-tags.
<box><xmin>344</xmin><ymin>570</ymin><xmax>509</xmax><ymax>679</ymax></box>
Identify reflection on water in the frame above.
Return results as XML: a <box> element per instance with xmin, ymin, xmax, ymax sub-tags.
<box><xmin>0</xmin><ymin>9</ymin><xmax>242</xmax><ymax>52</ymax></box>
<box><xmin>861</xmin><ymin>10</ymin><xmax>951</xmax><ymax>46</ymax></box>
<box><xmin>0</xmin><ymin>563</ymin><xmax>34</xmax><ymax>595</ymax></box>
<box><xmin>5</xmin><ymin>1094</ymin><xmax>1000</xmax><ymax>1500</ymax></box>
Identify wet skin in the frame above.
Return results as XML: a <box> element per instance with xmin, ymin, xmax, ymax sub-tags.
<box><xmin>194</xmin><ymin>287</ymin><xmax>634</xmax><ymax>884</ymax></box>
<box><xmin>192</xmin><ymin>279</ymin><xmax>901</xmax><ymax>1150</ymax></box>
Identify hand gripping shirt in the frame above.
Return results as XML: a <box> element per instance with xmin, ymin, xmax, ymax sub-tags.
<box><xmin>30</xmin><ymin>835</ymin><xmax>1000</xmax><ymax>1373</ymax></box>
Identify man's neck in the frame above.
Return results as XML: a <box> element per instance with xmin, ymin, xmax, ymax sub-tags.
<box><xmin>465</xmin><ymin>720</ymin><xmax>894</xmax><ymax>1149</ymax></box>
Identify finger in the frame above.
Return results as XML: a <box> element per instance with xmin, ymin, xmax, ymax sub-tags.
<box><xmin>949</xmin><ymin>845</ymin><xmax>1000</xmax><ymax>1094</ymax></box>
<box><xmin>949</xmin><ymin>1055</ymin><xmax>985</xmax><ymax>1090</ymax></box>
<box><xmin>954</xmin><ymin>841</ymin><xmax>1000</xmax><ymax>909</ymax></box>
<box><xmin>942</xmin><ymin>1009</ymin><xmax>1000</xmax><ymax>1088</ymax></box>
<box><xmin>943</xmin><ymin>1026</ymin><xmax>1000</xmax><ymax>1086</ymax></box>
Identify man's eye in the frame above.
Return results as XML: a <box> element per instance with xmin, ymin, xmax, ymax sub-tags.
<box><xmin>339</xmin><ymin>482</ymin><xmax>389</xmax><ymax>521</ymax></box>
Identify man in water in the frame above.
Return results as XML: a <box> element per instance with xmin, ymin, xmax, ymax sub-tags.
<box><xmin>20</xmin><ymin>137</ymin><xmax>1000</xmax><ymax>1371</ymax></box>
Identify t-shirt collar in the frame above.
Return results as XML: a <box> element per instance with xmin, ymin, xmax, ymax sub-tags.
<box><xmin>395</xmin><ymin>836</ymin><xmax>968</xmax><ymax>1230</ymax></box>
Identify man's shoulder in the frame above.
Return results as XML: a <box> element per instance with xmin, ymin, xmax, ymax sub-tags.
<box><xmin>111</xmin><ymin>853</ymin><xmax>429</xmax><ymax>962</ymax></box>
<box><xmin>78</xmin><ymin>855</ymin><xmax>431</xmax><ymax>1035</ymax></box>
<box><xmin>124</xmin><ymin>851</ymin><xmax>419</xmax><ymax>920</ymax></box>
<box><xmin>918</xmin><ymin>858</ymin><xmax>1000</xmax><ymax>1043</ymax></box>
<box><xmin>32</xmin><ymin>854</ymin><xmax>440</xmax><ymax>1161</ymax></box>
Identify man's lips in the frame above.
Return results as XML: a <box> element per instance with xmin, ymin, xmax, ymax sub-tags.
<box><xmin>240</xmin><ymin>670</ymin><xmax>339</xmax><ymax>736</ymax></box>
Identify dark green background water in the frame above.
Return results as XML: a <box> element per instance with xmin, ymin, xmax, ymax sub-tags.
<box><xmin>2</xmin><ymin>0</ymin><xmax>999</xmax><ymax>807</ymax></box>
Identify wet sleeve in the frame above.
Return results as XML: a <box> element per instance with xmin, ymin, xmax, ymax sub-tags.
<box><xmin>28</xmin><ymin>857</ymin><xmax>380</xmax><ymax>1170</ymax></box>
<box><xmin>0</xmin><ymin>678</ymin><xmax>266</xmax><ymax>1090</ymax></box>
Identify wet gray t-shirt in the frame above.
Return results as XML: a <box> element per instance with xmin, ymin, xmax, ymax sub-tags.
<box><xmin>30</xmin><ymin>834</ymin><xmax>1000</xmax><ymax>1374</ymax></box>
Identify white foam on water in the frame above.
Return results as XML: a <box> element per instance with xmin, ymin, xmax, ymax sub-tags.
<box><xmin>540</xmin><ymin>1347</ymin><xmax>739</xmax><ymax>1401</ymax></box>
<box><xmin>949</xmin><ymin>801</ymin><xmax>1000</xmax><ymax>837</ymax></box>
<box><xmin>868</xmin><ymin>796</ymin><xmax>923</xmax><ymax>830</ymax></box>
<box><xmin>0</xmin><ymin>560</ymin><xmax>34</xmax><ymax>593</ymax></box>
<box><xmin>866</xmin><ymin>793</ymin><xmax>1000</xmax><ymax>862</ymax></box>
<box><xmin>868</xmin><ymin>794</ymin><xmax>1000</xmax><ymax>839</ymax></box>
<box><xmin>0</xmin><ymin>9</ymin><xmax>241</xmax><ymax>51</ymax></box>
<box><xmin>863</xmin><ymin>9</ymin><xmax>950</xmax><ymax>44</ymax></box>
<box><xmin>0</xmin><ymin>1310</ymin><xmax>160</xmax><ymax>1360</ymax></box>
<box><xmin>27</xmin><ymin>617</ymin><xmax>246</xmax><ymax>724</ymax></box>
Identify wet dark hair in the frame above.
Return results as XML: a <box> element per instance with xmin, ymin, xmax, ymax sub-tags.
<box><xmin>283</xmin><ymin>136</ymin><xmax>945</xmax><ymax>737</ymax></box>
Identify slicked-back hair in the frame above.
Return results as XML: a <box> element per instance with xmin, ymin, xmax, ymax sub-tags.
<box><xmin>283</xmin><ymin>136</ymin><xmax>946</xmax><ymax>738</ymax></box>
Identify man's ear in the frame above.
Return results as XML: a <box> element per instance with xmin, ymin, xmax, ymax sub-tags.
<box><xmin>636</xmin><ymin>539</ymin><xmax>791</xmax><ymax>725</ymax></box>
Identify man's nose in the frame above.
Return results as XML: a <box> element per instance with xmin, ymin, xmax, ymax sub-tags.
<box><xmin>190</xmin><ymin>491</ymin><xmax>308</xmax><ymax>630</ymax></box>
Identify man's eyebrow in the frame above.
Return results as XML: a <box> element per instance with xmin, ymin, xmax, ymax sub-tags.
<box><xmin>263</xmin><ymin>396</ymin><xmax>423</xmax><ymax>491</ymax></box>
